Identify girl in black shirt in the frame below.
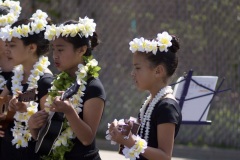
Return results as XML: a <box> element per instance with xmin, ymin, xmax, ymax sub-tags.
<box><xmin>0</xmin><ymin>10</ymin><xmax>53</xmax><ymax>160</ymax></box>
<box><xmin>0</xmin><ymin>0</ymin><xmax>21</xmax><ymax>138</ymax></box>
<box><xmin>108</xmin><ymin>31</ymin><xmax>182</xmax><ymax>160</ymax></box>
<box><xmin>29</xmin><ymin>17</ymin><xmax>106</xmax><ymax>160</ymax></box>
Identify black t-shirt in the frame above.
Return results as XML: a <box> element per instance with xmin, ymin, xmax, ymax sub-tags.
<box><xmin>64</xmin><ymin>77</ymin><xmax>106</xmax><ymax>160</ymax></box>
<box><xmin>0</xmin><ymin>73</ymin><xmax>53</xmax><ymax>160</ymax></box>
<box><xmin>137</xmin><ymin>98</ymin><xmax>182</xmax><ymax>160</ymax></box>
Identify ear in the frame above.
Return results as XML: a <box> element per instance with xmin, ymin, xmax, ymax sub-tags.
<box><xmin>28</xmin><ymin>43</ymin><xmax>37</xmax><ymax>54</ymax></box>
<box><xmin>155</xmin><ymin>64</ymin><xmax>165</xmax><ymax>78</ymax></box>
<box><xmin>76</xmin><ymin>45</ymin><xmax>87</xmax><ymax>57</ymax></box>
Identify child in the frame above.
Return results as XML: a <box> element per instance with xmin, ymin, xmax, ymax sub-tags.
<box><xmin>107</xmin><ymin>31</ymin><xmax>182</xmax><ymax>160</ymax></box>
<box><xmin>0</xmin><ymin>10</ymin><xmax>53</xmax><ymax>160</ymax></box>
<box><xmin>0</xmin><ymin>0</ymin><xmax>21</xmax><ymax>155</ymax></box>
<box><xmin>29</xmin><ymin>17</ymin><xmax>106</xmax><ymax>160</ymax></box>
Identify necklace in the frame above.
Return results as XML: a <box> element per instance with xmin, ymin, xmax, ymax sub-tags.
<box><xmin>139</xmin><ymin>86</ymin><xmax>173</xmax><ymax>142</ymax></box>
<box><xmin>11</xmin><ymin>56</ymin><xmax>50</xmax><ymax>148</ymax></box>
<box><xmin>0</xmin><ymin>68</ymin><xmax>7</xmax><ymax>90</ymax></box>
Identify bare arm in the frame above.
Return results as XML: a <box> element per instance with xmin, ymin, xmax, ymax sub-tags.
<box><xmin>65</xmin><ymin>98</ymin><xmax>104</xmax><ymax>145</ymax></box>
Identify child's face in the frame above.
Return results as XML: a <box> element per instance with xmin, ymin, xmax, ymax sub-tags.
<box><xmin>52</xmin><ymin>38</ymin><xmax>81</xmax><ymax>72</ymax></box>
<box><xmin>131</xmin><ymin>52</ymin><xmax>156</xmax><ymax>91</ymax></box>
<box><xmin>5</xmin><ymin>38</ymin><xmax>30</xmax><ymax>66</ymax></box>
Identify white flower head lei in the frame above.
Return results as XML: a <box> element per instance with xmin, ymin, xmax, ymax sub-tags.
<box><xmin>129</xmin><ymin>31</ymin><xmax>173</xmax><ymax>54</ymax></box>
<box><xmin>0</xmin><ymin>0</ymin><xmax>21</xmax><ymax>27</ymax></box>
<box><xmin>11</xmin><ymin>57</ymin><xmax>50</xmax><ymax>149</ymax></box>
<box><xmin>0</xmin><ymin>9</ymin><xmax>48</xmax><ymax>41</ymax></box>
<box><xmin>44</xmin><ymin>16</ymin><xmax>96</xmax><ymax>41</ymax></box>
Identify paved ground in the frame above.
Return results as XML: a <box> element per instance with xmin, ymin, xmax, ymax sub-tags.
<box><xmin>97</xmin><ymin>139</ymin><xmax>240</xmax><ymax>160</ymax></box>
<box><xmin>99</xmin><ymin>150</ymin><xmax>191</xmax><ymax>160</ymax></box>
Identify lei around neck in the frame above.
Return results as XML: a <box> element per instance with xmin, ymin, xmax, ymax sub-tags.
<box><xmin>11</xmin><ymin>56</ymin><xmax>50</xmax><ymax>148</ymax></box>
<box><xmin>0</xmin><ymin>68</ymin><xmax>7</xmax><ymax>90</ymax></box>
<box><xmin>43</xmin><ymin>56</ymin><xmax>101</xmax><ymax>160</ymax></box>
<box><xmin>139</xmin><ymin>86</ymin><xmax>173</xmax><ymax>142</ymax></box>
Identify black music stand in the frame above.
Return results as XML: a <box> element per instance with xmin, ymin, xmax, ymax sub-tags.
<box><xmin>172</xmin><ymin>70</ymin><xmax>230</xmax><ymax>125</ymax></box>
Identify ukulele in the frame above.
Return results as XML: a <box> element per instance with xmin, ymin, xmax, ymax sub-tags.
<box><xmin>118</xmin><ymin>117</ymin><xmax>140</xmax><ymax>155</ymax></box>
<box><xmin>0</xmin><ymin>88</ymin><xmax>37</xmax><ymax>130</ymax></box>
<box><xmin>35</xmin><ymin>82</ymin><xmax>80</xmax><ymax>155</ymax></box>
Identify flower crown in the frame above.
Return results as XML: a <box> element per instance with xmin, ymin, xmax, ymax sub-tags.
<box><xmin>0</xmin><ymin>0</ymin><xmax>21</xmax><ymax>27</ymax></box>
<box><xmin>0</xmin><ymin>9</ymin><xmax>48</xmax><ymax>41</ymax></box>
<box><xmin>44</xmin><ymin>16</ymin><xmax>96</xmax><ymax>41</ymax></box>
<box><xmin>129</xmin><ymin>31</ymin><xmax>173</xmax><ymax>55</ymax></box>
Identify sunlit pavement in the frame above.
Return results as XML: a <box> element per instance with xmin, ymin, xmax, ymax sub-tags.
<box><xmin>99</xmin><ymin>150</ymin><xmax>192</xmax><ymax>160</ymax></box>
<box><xmin>97</xmin><ymin>139</ymin><xmax>240</xmax><ymax>160</ymax></box>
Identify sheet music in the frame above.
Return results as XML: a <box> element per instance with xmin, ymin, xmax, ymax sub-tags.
<box><xmin>173</xmin><ymin>76</ymin><xmax>218</xmax><ymax>121</ymax></box>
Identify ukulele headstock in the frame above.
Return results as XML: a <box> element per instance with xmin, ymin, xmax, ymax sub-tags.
<box><xmin>60</xmin><ymin>81</ymin><xmax>80</xmax><ymax>101</ymax></box>
<box><xmin>18</xmin><ymin>88</ymin><xmax>38</xmax><ymax>102</ymax></box>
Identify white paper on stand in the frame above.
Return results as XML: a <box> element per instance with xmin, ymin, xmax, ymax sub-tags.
<box><xmin>173</xmin><ymin>76</ymin><xmax>218</xmax><ymax>121</ymax></box>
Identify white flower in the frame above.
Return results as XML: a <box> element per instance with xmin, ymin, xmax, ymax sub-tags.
<box><xmin>12</xmin><ymin>135</ymin><xmax>28</xmax><ymax>148</ymax></box>
<box><xmin>0</xmin><ymin>0</ymin><xmax>22</xmax><ymax>27</ymax></box>
<box><xmin>88</xmin><ymin>59</ymin><xmax>98</xmax><ymax>67</ymax></box>
<box><xmin>0</xmin><ymin>25</ymin><xmax>13</xmax><ymax>41</ymax></box>
<box><xmin>21</xmin><ymin>24</ymin><xmax>31</xmax><ymax>37</ymax></box>
<box><xmin>129</xmin><ymin>38</ymin><xmax>141</xmax><ymax>53</ymax></box>
<box><xmin>31</xmin><ymin>9</ymin><xmax>48</xmax><ymax>20</ymax></box>
<box><xmin>44</xmin><ymin>24</ymin><xmax>60</xmax><ymax>40</ymax></box>
<box><xmin>157</xmin><ymin>31</ymin><xmax>172</xmax><ymax>52</ymax></box>
<box><xmin>78</xmin><ymin>16</ymin><xmax>96</xmax><ymax>37</ymax></box>
<box><xmin>30</xmin><ymin>19</ymin><xmax>47</xmax><ymax>34</ymax></box>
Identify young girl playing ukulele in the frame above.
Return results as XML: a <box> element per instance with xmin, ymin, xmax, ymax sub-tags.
<box><xmin>0</xmin><ymin>0</ymin><xmax>22</xmax><ymax>138</ymax></box>
<box><xmin>107</xmin><ymin>31</ymin><xmax>182</xmax><ymax>160</ymax></box>
<box><xmin>29</xmin><ymin>17</ymin><xmax>106</xmax><ymax>160</ymax></box>
<box><xmin>0</xmin><ymin>10</ymin><xmax>53</xmax><ymax>160</ymax></box>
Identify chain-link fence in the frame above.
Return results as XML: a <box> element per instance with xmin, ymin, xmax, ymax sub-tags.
<box><xmin>19</xmin><ymin>0</ymin><xmax>240</xmax><ymax>149</ymax></box>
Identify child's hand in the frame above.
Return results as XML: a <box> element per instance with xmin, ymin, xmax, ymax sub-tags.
<box><xmin>109</xmin><ymin>120</ymin><xmax>135</xmax><ymax>148</ymax></box>
<box><xmin>50</xmin><ymin>96</ymin><xmax>74</xmax><ymax>115</ymax></box>
<box><xmin>8</xmin><ymin>93</ymin><xmax>27</xmax><ymax>112</ymax></box>
<box><xmin>28</xmin><ymin>110</ymin><xmax>49</xmax><ymax>130</ymax></box>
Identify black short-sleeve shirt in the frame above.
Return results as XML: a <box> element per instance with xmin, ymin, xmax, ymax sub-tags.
<box><xmin>64</xmin><ymin>77</ymin><xmax>106</xmax><ymax>160</ymax></box>
<box><xmin>0</xmin><ymin>73</ymin><xmax>53</xmax><ymax>160</ymax></box>
<box><xmin>138</xmin><ymin>98</ymin><xmax>182</xmax><ymax>160</ymax></box>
